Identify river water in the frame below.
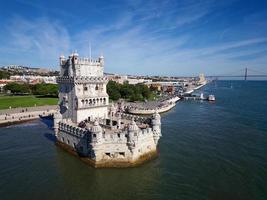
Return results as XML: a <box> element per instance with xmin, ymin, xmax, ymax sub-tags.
<box><xmin>0</xmin><ymin>81</ymin><xmax>266</xmax><ymax>200</ymax></box>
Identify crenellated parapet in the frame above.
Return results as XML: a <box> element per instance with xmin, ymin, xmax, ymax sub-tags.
<box><xmin>76</xmin><ymin>58</ymin><xmax>103</xmax><ymax>65</ymax></box>
<box><xmin>58</xmin><ymin>122</ymin><xmax>89</xmax><ymax>138</ymax></box>
<box><xmin>56</xmin><ymin>76</ymin><xmax>108</xmax><ymax>84</ymax></box>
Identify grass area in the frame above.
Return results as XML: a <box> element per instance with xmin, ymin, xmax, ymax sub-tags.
<box><xmin>0</xmin><ymin>95</ymin><xmax>58</xmax><ymax>110</ymax></box>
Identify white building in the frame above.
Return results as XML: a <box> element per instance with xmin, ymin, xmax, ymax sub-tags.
<box><xmin>10</xmin><ymin>75</ymin><xmax>57</xmax><ymax>84</ymax></box>
<box><xmin>198</xmin><ymin>73</ymin><xmax>207</xmax><ymax>85</ymax></box>
<box><xmin>127</xmin><ymin>78</ymin><xmax>152</xmax><ymax>85</ymax></box>
<box><xmin>106</xmin><ymin>74</ymin><xmax>152</xmax><ymax>85</ymax></box>
<box><xmin>54</xmin><ymin>52</ymin><xmax>161</xmax><ymax>168</ymax></box>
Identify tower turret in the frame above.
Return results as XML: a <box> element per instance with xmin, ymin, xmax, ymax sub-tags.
<box><xmin>99</xmin><ymin>54</ymin><xmax>104</xmax><ymax>67</ymax></box>
<box><xmin>127</xmin><ymin>118</ymin><xmax>138</xmax><ymax>152</ymax></box>
<box><xmin>89</xmin><ymin>120</ymin><xmax>104</xmax><ymax>161</ymax></box>
<box><xmin>152</xmin><ymin>111</ymin><xmax>161</xmax><ymax>145</ymax></box>
<box><xmin>72</xmin><ymin>51</ymin><xmax>79</xmax><ymax>65</ymax></box>
<box><xmin>90</xmin><ymin>120</ymin><xmax>103</xmax><ymax>144</ymax></box>
<box><xmin>53</xmin><ymin>111</ymin><xmax>62</xmax><ymax>137</ymax></box>
<box><xmin>59</xmin><ymin>54</ymin><xmax>65</xmax><ymax>65</ymax></box>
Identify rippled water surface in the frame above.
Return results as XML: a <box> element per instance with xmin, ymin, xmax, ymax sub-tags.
<box><xmin>0</xmin><ymin>81</ymin><xmax>266</xmax><ymax>200</ymax></box>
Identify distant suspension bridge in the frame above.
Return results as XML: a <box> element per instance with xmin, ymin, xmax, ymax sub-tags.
<box><xmin>207</xmin><ymin>68</ymin><xmax>267</xmax><ymax>80</ymax></box>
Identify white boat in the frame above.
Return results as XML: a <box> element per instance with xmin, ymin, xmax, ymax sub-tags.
<box><xmin>184</xmin><ymin>89</ymin><xmax>194</xmax><ymax>94</ymax></box>
<box><xmin>208</xmin><ymin>95</ymin><xmax>215</xmax><ymax>101</ymax></box>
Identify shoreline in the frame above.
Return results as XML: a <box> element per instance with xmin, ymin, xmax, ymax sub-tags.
<box><xmin>0</xmin><ymin>118</ymin><xmax>38</xmax><ymax>128</ymax></box>
<box><xmin>0</xmin><ymin>105</ymin><xmax>57</xmax><ymax>127</ymax></box>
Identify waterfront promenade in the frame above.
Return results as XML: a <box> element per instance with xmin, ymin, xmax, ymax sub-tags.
<box><xmin>0</xmin><ymin>105</ymin><xmax>57</xmax><ymax>126</ymax></box>
<box><xmin>126</xmin><ymin>96</ymin><xmax>180</xmax><ymax>115</ymax></box>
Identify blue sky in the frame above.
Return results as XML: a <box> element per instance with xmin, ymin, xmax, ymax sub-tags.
<box><xmin>0</xmin><ymin>0</ymin><xmax>267</xmax><ymax>76</ymax></box>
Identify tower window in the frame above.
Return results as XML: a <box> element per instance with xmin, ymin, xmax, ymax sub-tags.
<box><xmin>119</xmin><ymin>152</ymin><xmax>125</xmax><ymax>157</ymax></box>
<box><xmin>105</xmin><ymin>153</ymin><xmax>111</xmax><ymax>157</ymax></box>
<box><xmin>84</xmin><ymin>86</ymin><xmax>88</xmax><ymax>91</ymax></box>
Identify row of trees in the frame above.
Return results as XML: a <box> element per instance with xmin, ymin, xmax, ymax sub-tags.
<box><xmin>3</xmin><ymin>81</ymin><xmax>156</xmax><ymax>101</ymax></box>
<box><xmin>4</xmin><ymin>82</ymin><xmax>58</xmax><ymax>97</ymax></box>
<box><xmin>107</xmin><ymin>81</ymin><xmax>156</xmax><ymax>101</ymax></box>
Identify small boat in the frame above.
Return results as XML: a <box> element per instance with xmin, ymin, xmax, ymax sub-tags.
<box><xmin>208</xmin><ymin>95</ymin><xmax>215</xmax><ymax>101</ymax></box>
<box><xmin>200</xmin><ymin>93</ymin><xmax>205</xmax><ymax>100</ymax></box>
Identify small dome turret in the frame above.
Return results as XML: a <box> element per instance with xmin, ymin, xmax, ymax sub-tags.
<box><xmin>73</xmin><ymin>50</ymin><xmax>79</xmax><ymax>57</ymax></box>
<box><xmin>99</xmin><ymin>53</ymin><xmax>104</xmax><ymax>65</ymax></box>
<box><xmin>128</xmin><ymin>118</ymin><xmax>138</xmax><ymax>131</ymax></box>
<box><xmin>91</xmin><ymin>120</ymin><xmax>102</xmax><ymax>133</ymax></box>
<box><xmin>153</xmin><ymin>110</ymin><xmax>161</xmax><ymax>120</ymax></box>
<box><xmin>59</xmin><ymin>54</ymin><xmax>65</xmax><ymax>59</ymax></box>
<box><xmin>110</xmin><ymin>103</ymin><xmax>116</xmax><ymax>111</ymax></box>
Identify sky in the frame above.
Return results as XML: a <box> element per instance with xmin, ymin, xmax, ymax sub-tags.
<box><xmin>0</xmin><ymin>0</ymin><xmax>267</xmax><ymax>76</ymax></box>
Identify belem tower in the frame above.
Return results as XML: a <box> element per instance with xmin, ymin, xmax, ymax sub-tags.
<box><xmin>54</xmin><ymin>52</ymin><xmax>162</xmax><ymax>167</ymax></box>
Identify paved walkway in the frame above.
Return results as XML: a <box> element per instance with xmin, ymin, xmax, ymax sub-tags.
<box><xmin>0</xmin><ymin>105</ymin><xmax>58</xmax><ymax>126</ymax></box>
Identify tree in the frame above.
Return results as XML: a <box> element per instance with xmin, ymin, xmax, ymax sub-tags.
<box><xmin>107</xmin><ymin>81</ymin><xmax>121</xmax><ymax>101</ymax></box>
<box><xmin>4</xmin><ymin>82</ymin><xmax>30</xmax><ymax>94</ymax></box>
<box><xmin>107</xmin><ymin>80</ymin><xmax>156</xmax><ymax>102</ymax></box>
<box><xmin>0</xmin><ymin>71</ymin><xmax>10</xmax><ymax>79</ymax></box>
<box><xmin>120</xmin><ymin>83</ymin><xmax>134</xmax><ymax>99</ymax></box>
<box><xmin>32</xmin><ymin>83</ymin><xmax>58</xmax><ymax>97</ymax></box>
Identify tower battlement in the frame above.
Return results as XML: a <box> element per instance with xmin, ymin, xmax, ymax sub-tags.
<box><xmin>59</xmin><ymin>52</ymin><xmax>104</xmax><ymax>77</ymax></box>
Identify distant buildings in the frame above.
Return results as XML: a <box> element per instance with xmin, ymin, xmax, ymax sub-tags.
<box><xmin>198</xmin><ymin>73</ymin><xmax>207</xmax><ymax>85</ymax></box>
<box><xmin>0</xmin><ymin>64</ymin><xmax>207</xmax><ymax>97</ymax></box>
<box><xmin>9</xmin><ymin>75</ymin><xmax>57</xmax><ymax>84</ymax></box>
<box><xmin>1</xmin><ymin>65</ymin><xmax>59</xmax><ymax>76</ymax></box>
<box><xmin>106</xmin><ymin>74</ymin><xmax>152</xmax><ymax>85</ymax></box>
<box><xmin>0</xmin><ymin>65</ymin><xmax>58</xmax><ymax>90</ymax></box>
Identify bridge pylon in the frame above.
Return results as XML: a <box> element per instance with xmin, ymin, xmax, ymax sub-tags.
<box><xmin>245</xmin><ymin>68</ymin><xmax>248</xmax><ymax>81</ymax></box>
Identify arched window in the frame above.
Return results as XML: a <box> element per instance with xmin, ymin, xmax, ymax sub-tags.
<box><xmin>84</xmin><ymin>84</ymin><xmax>88</xmax><ymax>91</ymax></box>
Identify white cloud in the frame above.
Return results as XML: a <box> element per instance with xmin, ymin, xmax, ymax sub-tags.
<box><xmin>1</xmin><ymin>16</ymin><xmax>70</xmax><ymax>67</ymax></box>
<box><xmin>1</xmin><ymin>0</ymin><xmax>267</xmax><ymax>76</ymax></box>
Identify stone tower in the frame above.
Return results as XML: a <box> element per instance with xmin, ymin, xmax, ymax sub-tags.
<box><xmin>56</xmin><ymin>52</ymin><xmax>109</xmax><ymax>123</ymax></box>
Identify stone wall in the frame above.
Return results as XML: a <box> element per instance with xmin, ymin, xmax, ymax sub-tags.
<box><xmin>56</xmin><ymin>119</ymin><xmax>160</xmax><ymax>166</ymax></box>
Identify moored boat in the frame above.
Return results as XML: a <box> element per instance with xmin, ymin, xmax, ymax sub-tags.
<box><xmin>208</xmin><ymin>95</ymin><xmax>215</xmax><ymax>101</ymax></box>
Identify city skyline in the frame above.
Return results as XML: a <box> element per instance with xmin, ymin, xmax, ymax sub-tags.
<box><xmin>0</xmin><ymin>0</ymin><xmax>267</xmax><ymax>76</ymax></box>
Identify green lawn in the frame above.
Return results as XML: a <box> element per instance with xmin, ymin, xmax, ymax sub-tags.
<box><xmin>0</xmin><ymin>95</ymin><xmax>58</xmax><ymax>110</ymax></box>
